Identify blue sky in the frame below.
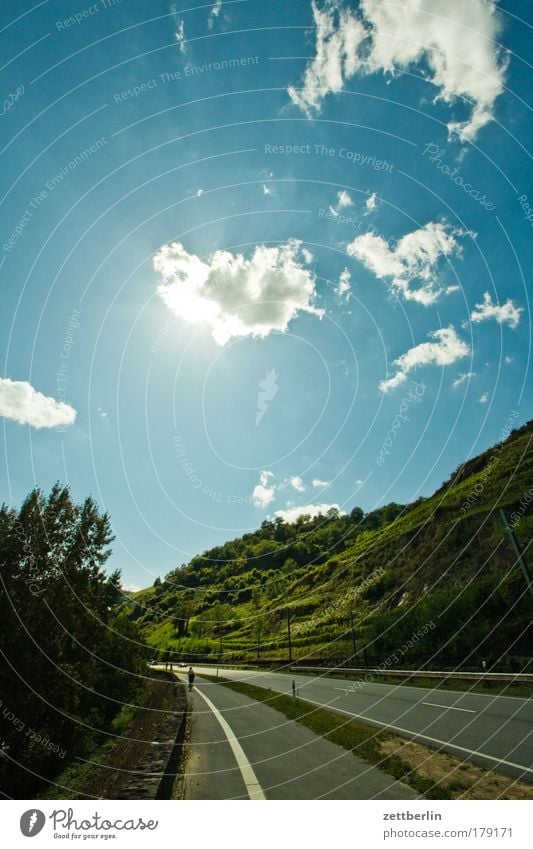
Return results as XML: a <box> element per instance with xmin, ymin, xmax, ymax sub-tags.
<box><xmin>1</xmin><ymin>0</ymin><xmax>531</xmax><ymax>589</ymax></box>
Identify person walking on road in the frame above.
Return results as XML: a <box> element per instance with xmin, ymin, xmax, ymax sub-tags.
<box><xmin>188</xmin><ymin>667</ymin><xmax>195</xmax><ymax>691</ymax></box>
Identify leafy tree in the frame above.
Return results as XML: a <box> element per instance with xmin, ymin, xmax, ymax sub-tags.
<box><xmin>0</xmin><ymin>485</ymin><xmax>146</xmax><ymax>798</ymax></box>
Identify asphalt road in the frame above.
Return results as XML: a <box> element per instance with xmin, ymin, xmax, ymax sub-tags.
<box><xmin>189</xmin><ymin>667</ymin><xmax>533</xmax><ymax>783</ymax></box>
<box><xmin>181</xmin><ymin>675</ymin><xmax>416</xmax><ymax>800</ymax></box>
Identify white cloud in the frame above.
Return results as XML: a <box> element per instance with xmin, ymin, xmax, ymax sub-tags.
<box><xmin>479</xmin><ymin>391</ymin><xmax>489</xmax><ymax>404</ymax></box>
<box><xmin>154</xmin><ymin>240</ymin><xmax>323</xmax><ymax>346</ymax></box>
<box><xmin>122</xmin><ymin>583</ymin><xmax>141</xmax><ymax>593</ymax></box>
<box><xmin>312</xmin><ymin>478</ymin><xmax>329</xmax><ymax>487</ymax></box>
<box><xmin>336</xmin><ymin>189</ymin><xmax>353</xmax><ymax>208</ymax></box>
<box><xmin>253</xmin><ymin>471</ymin><xmax>276</xmax><ymax>508</ymax></box>
<box><xmin>208</xmin><ymin>0</ymin><xmax>222</xmax><ymax>29</ymax></box>
<box><xmin>289</xmin><ymin>0</ymin><xmax>507</xmax><ymax>142</ymax></box>
<box><xmin>0</xmin><ymin>378</ymin><xmax>76</xmax><ymax>428</ymax></box>
<box><xmin>469</xmin><ymin>292</ymin><xmax>523</xmax><ymax>329</ymax></box>
<box><xmin>176</xmin><ymin>20</ymin><xmax>186</xmax><ymax>53</ymax></box>
<box><xmin>275</xmin><ymin>503</ymin><xmax>344</xmax><ymax>523</ymax></box>
<box><xmin>329</xmin><ymin>189</ymin><xmax>354</xmax><ymax>218</ymax></box>
<box><xmin>288</xmin><ymin>2</ymin><xmax>366</xmax><ymax>114</ymax></box>
<box><xmin>365</xmin><ymin>191</ymin><xmax>378</xmax><ymax>213</ymax></box>
<box><xmin>348</xmin><ymin>221</ymin><xmax>464</xmax><ymax>305</ymax></box>
<box><xmin>335</xmin><ymin>267</ymin><xmax>351</xmax><ymax>301</ymax></box>
<box><xmin>452</xmin><ymin>371</ymin><xmax>475</xmax><ymax>388</ymax></box>
<box><xmin>290</xmin><ymin>475</ymin><xmax>306</xmax><ymax>493</ymax></box>
<box><xmin>379</xmin><ymin>325</ymin><xmax>470</xmax><ymax>393</ymax></box>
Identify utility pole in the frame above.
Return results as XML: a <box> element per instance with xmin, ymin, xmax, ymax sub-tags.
<box><xmin>349</xmin><ymin>612</ymin><xmax>357</xmax><ymax>662</ymax></box>
<box><xmin>286</xmin><ymin>608</ymin><xmax>293</xmax><ymax>664</ymax></box>
<box><xmin>500</xmin><ymin>509</ymin><xmax>533</xmax><ymax>602</ymax></box>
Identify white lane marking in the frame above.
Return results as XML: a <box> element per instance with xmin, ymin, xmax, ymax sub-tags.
<box><xmin>180</xmin><ymin>670</ymin><xmax>533</xmax><ymax>776</ymax></box>
<box><xmin>303</xmin><ymin>697</ymin><xmax>533</xmax><ymax>777</ymax></box>
<box><xmin>193</xmin><ymin>685</ymin><xmax>266</xmax><ymax>800</ymax></box>
<box><xmin>422</xmin><ymin>702</ymin><xmax>476</xmax><ymax>713</ymax></box>
<box><xmin>334</xmin><ymin>689</ymin><xmax>477</xmax><ymax>713</ymax></box>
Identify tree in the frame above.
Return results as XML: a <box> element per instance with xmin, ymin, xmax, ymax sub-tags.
<box><xmin>0</xmin><ymin>485</ymin><xmax>146</xmax><ymax>798</ymax></box>
<box><xmin>350</xmin><ymin>506</ymin><xmax>364</xmax><ymax>523</ymax></box>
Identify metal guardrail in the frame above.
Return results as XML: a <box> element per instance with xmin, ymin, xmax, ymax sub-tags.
<box><xmin>290</xmin><ymin>665</ymin><xmax>533</xmax><ymax>683</ymax></box>
<box><xmin>152</xmin><ymin>661</ymin><xmax>533</xmax><ymax>683</ymax></box>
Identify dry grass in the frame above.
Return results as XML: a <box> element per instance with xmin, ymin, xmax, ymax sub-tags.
<box><xmin>380</xmin><ymin>738</ymin><xmax>533</xmax><ymax>800</ymax></box>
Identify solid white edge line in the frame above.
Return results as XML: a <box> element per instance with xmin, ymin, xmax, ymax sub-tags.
<box><xmin>192</xmin><ymin>685</ymin><xmax>266</xmax><ymax>800</ymax></box>
<box><xmin>422</xmin><ymin>702</ymin><xmax>476</xmax><ymax>713</ymax></box>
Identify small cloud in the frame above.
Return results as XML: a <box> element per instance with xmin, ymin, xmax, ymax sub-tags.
<box><xmin>335</xmin><ymin>267</ymin><xmax>351</xmax><ymax>301</ymax></box>
<box><xmin>208</xmin><ymin>0</ymin><xmax>222</xmax><ymax>29</ymax></box>
<box><xmin>479</xmin><ymin>392</ymin><xmax>489</xmax><ymax>404</ymax></box>
<box><xmin>468</xmin><ymin>292</ymin><xmax>522</xmax><ymax>329</ymax></box>
<box><xmin>290</xmin><ymin>475</ymin><xmax>306</xmax><ymax>493</ymax></box>
<box><xmin>121</xmin><ymin>583</ymin><xmax>141</xmax><ymax>593</ymax></box>
<box><xmin>379</xmin><ymin>326</ymin><xmax>470</xmax><ymax>393</ymax></box>
<box><xmin>348</xmin><ymin>221</ymin><xmax>466</xmax><ymax>306</ymax></box>
<box><xmin>312</xmin><ymin>478</ymin><xmax>329</xmax><ymax>488</ymax></box>
<box><xmin>452</xmin><ymin>371</ymin><xmax>475</xmax><ymax>388</ymax></box>
<box><xmin>0</xmin><ymin>378</ymin><xmax>76</xmax><ymax>429</ymax></box>
<box><xmin>329</xmin><ymin>189</ymin><xmax>354</xmax><ymax>218</ymax></box>
<box><xmin>253</xmin><ymin>470</ymin><xmax>276</xmax><ymax>508</ymax></box>
<box><xmin>365</xmin><ymin>192</ymin><xmax>378</xmax><ymax>213</ymax></box>
<box><xmin>275</xmin><ymin>503</ymin><xmax>344</xmax><ymax>523</ymax></box>
<box><xmin>175</xmin><ymin>19</ymin><xmax>186</xmax><ymax>53</ymax></box>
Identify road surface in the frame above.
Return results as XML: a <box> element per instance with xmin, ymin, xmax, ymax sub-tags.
<box><xmin>181</xmin><ymin>675</ymin><xmax>417</xmax><ymax>800</ymax></box>
<box><xmin>187</xmin><ymin>666</ymin><xmax>533</xmax><ymax>784</ymax></box>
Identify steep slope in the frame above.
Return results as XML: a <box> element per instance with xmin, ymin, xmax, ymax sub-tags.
<box><xmin>124</xmin><ymin>421</ymin><xmax>533</xmax><ymax>669</ymax></box>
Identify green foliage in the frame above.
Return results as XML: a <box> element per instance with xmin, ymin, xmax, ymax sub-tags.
<box><xmin>0</xmin><ymin>484</ymin><xmax>147</xmax><ymax>798</ymax></box>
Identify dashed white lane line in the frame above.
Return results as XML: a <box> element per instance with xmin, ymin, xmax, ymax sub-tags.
<box><xmin>422</xmin><ymin>702</ymin><xmax>476</xmax><ymax>713</ymax></box>
<box><xmin>193</xmin><ymin>686</ymin><xmax>266</xmax><ymax>800</ymax></box>
<box><xmin>305</xmin><ymin>697</ymin><xmax>533</xmax><ymax>777</ymax></box>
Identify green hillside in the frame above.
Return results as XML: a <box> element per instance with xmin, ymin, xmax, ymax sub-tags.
<box><xmin>124</xmin><ymin>421</ymin><xmax>533</xmax><ymax>669</ymax></box>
